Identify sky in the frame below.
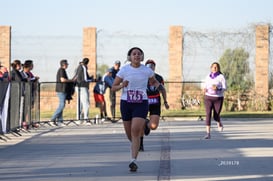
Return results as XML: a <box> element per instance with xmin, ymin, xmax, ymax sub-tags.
<box><xmin>1</xmin><ymin>0</ymin><xmax>273</xmax><ymax>81</ymax></box>
<box><xmin>1</xmin><ymin>0</ymin><xmax>273</xmax><ymax>36</ymax></box>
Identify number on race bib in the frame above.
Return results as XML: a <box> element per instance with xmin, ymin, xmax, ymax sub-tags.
<box><xmin>127</xmin><ymin>90</ymin><xmax>143</xmax><ymax>103</ymax></box>
<box><xmin>148</xmin><ymin>97</ymin><xmax>159</xmax><ymax>104</ymax></box>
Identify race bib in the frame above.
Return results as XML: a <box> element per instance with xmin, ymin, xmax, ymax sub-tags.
<box><xmin>127</xmin><ymin>90</ymin><xmax>143</xmax><ymax>103</ymax></box>
<box><xmin>148</xmin><ymin>97</ymin><xmax>159</xmax><ymax>105</ymax></box>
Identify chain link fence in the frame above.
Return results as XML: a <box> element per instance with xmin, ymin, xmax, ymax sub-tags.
<box><xmin>8</xmin><ymin>25</ymin><xmax>273</xmax><ymax>118</ymax></box>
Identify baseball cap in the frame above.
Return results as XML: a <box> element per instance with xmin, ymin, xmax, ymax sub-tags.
<box><xmin>60</xmin><ymin>59</ymin><xmax>68</xmax><ymax>66</ymax></box>
<box><xmin>114</xmin><ymin>60</ymin><xmax>121</xmax><ymax>65</ymax></box>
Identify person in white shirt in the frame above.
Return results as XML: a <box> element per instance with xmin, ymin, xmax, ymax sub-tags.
<box><xmin>111</xmin><ymin>47</ymin><xmax>163</xmax><ymax>172</ymax></box>
<box><xmin>203</xmin><ymin>62</ymin><xmax>227</xmax><ymax>139</ymax></box>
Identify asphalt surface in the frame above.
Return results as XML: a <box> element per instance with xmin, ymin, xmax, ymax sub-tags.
<box><xmin>0</xmin><ymin>118</ymin><xmax>273</xmax><ymax>181</ymax></box>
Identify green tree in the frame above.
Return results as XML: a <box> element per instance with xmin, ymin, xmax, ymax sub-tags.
<box><xmin>96</xmin><ymin>64</ymin><xmax>109</xmax><ymax>77</ymax></box>
<box><xmin>219</xmin><ymin>48</ymin><xmax>252</xmax><ymax>91</ymax></box>
<box><xmin>219</xmin><ymin>48</ymin><xmax>253</xmax><ymax>111</ymax></box>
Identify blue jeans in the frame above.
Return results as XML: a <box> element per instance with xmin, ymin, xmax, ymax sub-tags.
<box><xmin>76</xmin><ymin>87</ymin><xmax>90</xmax><ymax>119</ymax></box>
<box><xmin>51</xmin><ymin>92</ymin><xmax>66</xmax><ymax>122</ymax></box>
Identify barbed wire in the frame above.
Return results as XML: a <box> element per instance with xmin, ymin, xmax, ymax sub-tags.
<box><xmin>9</xmin><ymin>25</ymin><xmax>272</xmax><ymax>86</ymax></box>
<box><xmin>182</xmin><ymin>25</ymin><xmax>256</xmax><ymax>81</ymax></box>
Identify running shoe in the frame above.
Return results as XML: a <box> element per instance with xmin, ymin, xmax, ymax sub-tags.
<box><xmin>144</xmin><ymin>119</ymin><xmax>150</xmax><ymax>136</ymax></box>
<box><xmin>53</xmin><ymin>121</ymin><xmax>58</xmax><ymax>126</ymax></box>
<box><xmin>203</xmin><ymin>133</ymin><xmax>211</xmax><ymax>139</ymax></box>
<box><xmin>129</xmin><ymin>161</ymin><xmax>138</xmax><ymax>172</ymax></box>
<box><xmin>218</xmin><ymin>122</ymin><xmax>224</xmax><ymax>132</ymax></box>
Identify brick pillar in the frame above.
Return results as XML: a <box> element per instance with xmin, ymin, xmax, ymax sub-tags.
<box><xmin>83</xmin><ymin>27</ymin><xmax>97</xmax><ymax>109</ymax></box>
<box><xmin>255</xmin><ymin>25</ymin><xmax>269</xmax><ymax>98</ymax></box>
<box><xmin>168</xmin><ymin>26</ymin><xmax>183</xmax><ymax>109</ymax></box>
<box><xmin>0</xmin><ymin>26</ymin><xmax>11</xmax><ymax>70</ymax></box>
<box><xmin>83</xmin><ymin>27</ymin><xmax>97</xmax><ymax>77</ymax></box>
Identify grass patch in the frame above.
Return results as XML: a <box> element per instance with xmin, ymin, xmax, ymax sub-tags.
<box><xmin>40</xmin><ymin>108</ymin><xmax>273</xmax><ymax>120</ymax></box>
<box><xmin>40</xmin><ymin>109</ymin><xmax>122</xmax><ymax>120</ymax></box>
<box><xmin>220</xmin><ymin>111</ymin><xmax>273</xmax><ymax>118</ymax></box>
<box><xmin>161</xmin><ymin>109</ymin><xmax>273</xmax><ymax>118</ymax></box>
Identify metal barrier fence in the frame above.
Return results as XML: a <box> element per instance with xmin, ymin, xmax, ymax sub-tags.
<box><xmin>1</xmin><ymin>81</ymin><xmax>272</xmax><ymax>136</ymax></box>
<box><xmin>0</xmin><ymin>81</ymin><xmax>40</xmax><ymax>134</ymax></box>
<box><xmin>179</xmin><ymin>81</ymin><xmax>204</xmax><ymax>110</ymax></box>
<box><xmin>1</xmin><ymin>81</ymin><xmax>102</xmax><ymax>135</ymax></box>
<box><xmin>167</xmin><ymin>81</ymin><xmax>273</xmax><ymax>112</ymax></box>
<box><xmin>39</xmin><ymin>82</ymin><xmax>110</xmax><ymax>126</ymax></box>
<box><xmin>39</xmin><ymin>82</ymin><xmax>78</xmax><ymax>123</ymax></box>
<box><xmin>39</xmin><ymin>81</ymin><xmax>205</xmax><ymax>125</ymax></box>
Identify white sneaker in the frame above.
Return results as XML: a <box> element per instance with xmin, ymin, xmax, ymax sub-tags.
<box><xmin>203</xmin><ymin>133</ymin><xmax>211</xmax><ymax>139</ymax></box>
<box><xmin>58</xmin><ymin>122</ymin><xmax>65</xmax><ymax>127</ymax></box>
<box><xmin>218</xmin><ymin>122</ymin><xmax>224</xmax><ymax>132</ymax></box>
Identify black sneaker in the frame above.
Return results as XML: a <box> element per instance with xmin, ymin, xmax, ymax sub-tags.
<box><xmin>53</xmin><ymin>121</ymin><xmax>58</xmax><ymax>126</ymax></box>
<box><xmin>144</xmin><ymin>119</ymin><xmax>150</xmax><ymax>136</ymax></box>
<box><xmin>129</xmin><ymin>161</ymin><xmax>138</xmax><ymax>172</ymax></box>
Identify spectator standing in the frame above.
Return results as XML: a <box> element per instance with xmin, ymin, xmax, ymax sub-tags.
<box><xmin>74</xmin><ymin>58</ymin><xmax>94</xmax><ymax>120</ymax></box>
<box><xmin>0</xmin><ymin>62</ymin><xmax>10</xmax><ymax>133</ymax></box>
<box><xmin>21</xmin><ymin>60</ymin><xmax>40</xmax><ymax>106</ymax></box>
<box><xmin>93</xmin><ymin>76</ymin><xmax>106</xmax><ymax>121</ymax></box>
<box><xmin>203</xmin><ymin>62</ymin><xmax>226</xmax><ymax>139</ymax></box>
<box><xmin>0</xmin><ymin>62</ymin><xmax>9</xmax><ymax>82</ymax></box>
<box><xmin>111</xmin><ymin>47</ymin><xmax>162</xmax><ymax>172</ymax></box>
<box><xmin>10</xmin><ymin>60</ymin><xmax>26</xmax><ymax>82</ymax></box>
<box><xmin>109</xmin><ymin>60</ymin><xmax>121</xmax><ymax>120</ymax></box>
<box><xmin>21</xmin><ymin>60</ymin><xmax>40</xmax><ymax>128</ymax></box>
<box><xmin>51</xmin><ymin>59</ymin><xmax>74</xmax><ymax>126</ymax></box>
<box><xmin>10</xmin><ymin>60</ymin><xmax>27</xmax><ymax>128</ymax></box>
<box><xmin>21</xmin><ymin>60</ymin><xmax>40</xmax><ymax>82</ymax></box>
<box><xmin>93</xmin><ymin>69</ymin><xmax>114</xmax><ymax>120</ymax></box>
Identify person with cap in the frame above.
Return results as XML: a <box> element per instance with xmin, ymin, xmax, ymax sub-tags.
<box><xmin>93</xmin><ymin>68</ymin><xmax>114</xmax><ymax>120</ymax></box>
<box><xmin>111</xmin><ymin>47</ymin><xmax>163</xmax><ymax>172</ymax></box>
<box><xmin>139</xmin><ymin>59</ymin><xmax>169</xmax><ymax>151</ymax></box>
<box><xmin>109</xmin><ymin>60</ymin><xmax>121</xmax><ymax>120</ymax></box>
<box><xmin>103</xmin><ymin>68</ymin><xmax>115</xmax><ymax>89</ymax></box>
<box><xmin>74</xmin><ymin>58</ymin><xmax>94</xmax><ymax>121</ymax></box>
<box><xmin>51</xmin><ymin>59</ymin><xmax>75</xmax><ymax>126</ymax></box>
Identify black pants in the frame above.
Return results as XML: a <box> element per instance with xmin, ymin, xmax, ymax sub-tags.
<box><xmin>204</xmin><ymin>95</ymin><xmax>224</xmax><ymax>126</ymax></box>
<box><xmin>110</xmin><ymin>90</ymin><xmax>116</xmax><ymax>118</ymax></box>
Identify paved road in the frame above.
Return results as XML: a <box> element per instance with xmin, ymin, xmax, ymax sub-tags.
<box><xmin>0</xmin><ymin>118</ymin><xmax>273</xmax><ymax>181</ymax></box>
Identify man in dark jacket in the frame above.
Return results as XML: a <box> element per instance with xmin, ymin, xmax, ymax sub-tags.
<box><xmin>74</xmin><ymin>58</ymin><xmax>94</xmax><ymax>120</ymax></box>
